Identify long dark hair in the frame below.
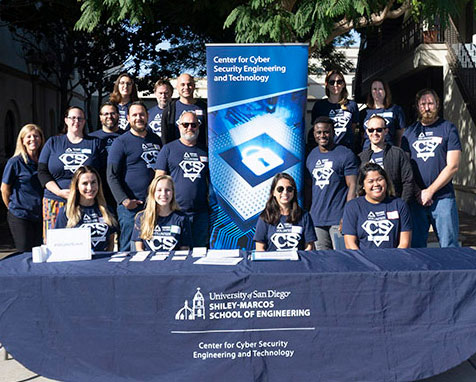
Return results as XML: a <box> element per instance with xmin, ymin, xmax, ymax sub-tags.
<box><xmin>357</xmin><ymin>162</ymin><xmax>395</xmax><ymax>198</ymax></box>
<box><xmin>325</xmin><ymin>69</ymin><xmax>348</xmax><ymax>106</ymax></box>
<box><xmin>366</xmin><ymin>78</ymin><xmax>392</xmax><ymax>109</ymax></box>
<box><xmin>260</xmin><ymin>173</ymin><xmax>303</xmax><ymax>226</ymax></box>
<box><xmin>109</xmin><ymin>73</ymin><xmax>139</xmax><ymax>104</ymax></box>
<box><xmin>62</xmin><ymin>106</ymin><xmax>85</xmax><ymax>134</ymax></box>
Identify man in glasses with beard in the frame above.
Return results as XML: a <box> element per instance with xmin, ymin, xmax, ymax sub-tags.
<box><xmin>154</xmin><ymin>111</ymin><xmax>209</xmax><ymax>247</ymax></box>
<box><xmin>401</xmin><ymin>89</ymin><xmax>461</xmax><ymax>248</ymax></box>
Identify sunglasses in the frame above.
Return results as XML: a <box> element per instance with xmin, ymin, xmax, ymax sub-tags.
<box><xmin>367</xmin><ymin>128</ymin><xmax>384</xmax><ymax>133</ymax></box>
<box><xmin>180</xmin><ymin>122</ymin><xmax>198</xmax><ymax>128</ymax></box>
<box><xmin>276</xmin><ymin>186</ymin><xmax>294</xmax><ymax>193</ymax></box>
<box><xmin>328</xmin><ymin>79</ymin><xmax>344</xmax><ymax>86</ymax></box>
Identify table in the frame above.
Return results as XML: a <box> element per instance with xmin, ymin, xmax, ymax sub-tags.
<box><xmin>1</xmin><ymin>248</ymin><xmax>476</xmax><ymax>381</ymax></box>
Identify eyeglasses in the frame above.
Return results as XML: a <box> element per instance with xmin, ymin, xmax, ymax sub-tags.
<box><xmin>328</xmin><ymin>79</ymin><xmax>344</xmax><ymax>86</ymax></box>
<box><xmin>67</xmin><ymin>116</ymin><xmax>85</xmax><ymax>122</ymax></box>
<box><xmin>367</xmin><ymin>128</ymin><xmax>384</xmax><ymax>133</ymax></box>
<box><xmin>101</xmin><ymin>112</ymin><xmax>117</xmax><ymax>117</ymax></box>
<box><xmin>276</xmin><ymin>186</ymin><xmax>294</xmax><ymax>193</ymax></box>
<box><xmin>180</xmin><ymin>122</ymin><xmax>198</xmax><ymax>128</ymax></box>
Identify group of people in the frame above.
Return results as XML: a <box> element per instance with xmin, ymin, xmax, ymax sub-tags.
<box><xmin>0</xmin><ymin>69</ymin><xmax>462</xmax><ymax>254</ymax></box>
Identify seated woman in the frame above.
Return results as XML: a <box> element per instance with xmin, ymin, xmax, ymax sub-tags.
<box><xmin>254</xmin><ymin>173</ymin><xmax>316</xmax><ymax>251</ymax></box>
<box><xmin>55</xmin><ymin>166</ymin><xmax>117</xmax><ymax>252</ymax></box>
<box><xmin>342</xmin><ymin>162</ymin><xmax>412</xmax><ymax>250</ymax></box>
<box><xmin>132</xmin><ymin>175</ymin><xmax>192</xmax><ymax>251</ymax></box>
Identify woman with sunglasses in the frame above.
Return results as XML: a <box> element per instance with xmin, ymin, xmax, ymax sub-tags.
<box><xmin>109</xmin><ymin>73</ymin><xmax>139</xmax><ymax>131</ymax></box>
<box><xmin>358</xmin><ymin>115</ymin><xmax>414</xmax><ymax>203</ymax></box>
<box><xmin>308</xmin><ymin>70</ymin><xmax>359</xmax><ymax>153</ymax></box>
<box><xmin>55</xmin><ymin>166</ymin><xmax>117</xmax><ymax>251</ymax></box>
<box><xmin>38</xmin><ymin>106</ymin><xmax>104</xmax><ymax>239</ymax></box>
<box><xmin>254</xmin><ymin>173</ymin><xmax>316</xmax><ymax>251</ymax></box>
<box><xmin>342</xmin><ymin>162</ymin><xmax>412</xmax><ymax>250</ymax></box>
<box><xmin>1</xmin><ymin>124</ymin><xmax>45</xmax><ymax>252</ymax></box>
<box><xmin>359</xmin><ymin>78</ymin><xmax>406</xmax><ymax>148</ymax></box>
<box><xmin>132</xmin><ymin>175</ymin><xmax>192</xmax><ymax>251</ymax></box>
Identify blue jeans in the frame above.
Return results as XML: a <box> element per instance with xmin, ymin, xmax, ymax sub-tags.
<box><xmin>117</xmin><ymin>204</ymin><xmax>144</xmax><ymax>251</ymax></box>
<box><xmin>410</xmin><ymin>198</ymin><xmax>459</xmax><ymax>248</ymax></box>
<box><xmin>186</xmin><ymin>210</ymin><xmax>209</xmax><ymax>248</ymax></box>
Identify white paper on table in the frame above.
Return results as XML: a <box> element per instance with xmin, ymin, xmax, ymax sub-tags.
<box><xmin>109</xmin><ymin>257</ymin><xmax>127</xmax><ymax>262</ymax></box>
<box><xmin>206</xmin><ymin>249</ymin><xmax>241</xmax><ymax>258</ymax></box>
<box><xmin>173</xmin><ymin>250</ymin><xmax>189</xmax><ymax>256</ymax></box>
<box><xmin>46</xmin><ymin>228</ymin><xmax>91</xmax><ymax>262</ymax></box>
<box><xmin>251</xmin><ymin>250</ymin><xmax>299</xmax><ymax>261</ymax></box>
<box><xmin>191</xmin><ymin>247</ymin><xmax>207</xmax><ymax>257</ymax></box>
<box><xmin>194</xmin><ymin>257</ymin><xmax>243</xmax><ymax>266</ymax></box>
<box><xmin>171</xmin><ymin>256</ymin><xmax>187</xmax><ymax>261</ymax></box>
<box><xmin>150</xmin><ymin>252</ymin><xmax>169</xmax><ymax>261</ymax></box>
<box><xmin>129</xmin><ymin>251</ymin><xmax>150</xmax><ymax>262</ymax></box>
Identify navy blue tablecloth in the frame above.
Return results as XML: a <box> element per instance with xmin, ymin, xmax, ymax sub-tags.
<box><xmin>1</xmin><ymin>248</ymin><xmax>476</xmax><ymax>381</ymax></box>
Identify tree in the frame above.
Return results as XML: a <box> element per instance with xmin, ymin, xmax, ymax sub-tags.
<box><xmin>76</xmin><ymin>0</ymin><xmax>466</xmax><ymax>53</ymax></box>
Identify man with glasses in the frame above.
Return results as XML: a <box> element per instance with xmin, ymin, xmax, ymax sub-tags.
<box><xmin>305</xmin><ymin>116</ymin><xmax>358</xmax><ymax>250</ymax></box>
<box><xmin>107</xmin><ymin>102</ymin><xmax>162</xmax><ymax>250</ymax></box>
<box><xmin>161</xmin><ymin>73</ymin><xmax>207</xmax><ymax>147</ymax></box>
<box><xmin>401</xmin><ymin>89</ymin><xmax>461</xmax><ymax>248</ymax></box>
<box><xmin>148</xmin><ymin>79</ymin><xmax>173</xmax><ymax>139</ymax></box>
<box><xmin>359</xmin><ymin>115</ymin><xmax>414</xmax><ymax>203</ymax></box>
<box><xmin>154</xmin><ymin>111</ymin><xmax>209</xmax><ymax>247</ymax></box>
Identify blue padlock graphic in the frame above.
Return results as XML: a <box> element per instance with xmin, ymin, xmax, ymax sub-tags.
<box><xmin>241</xmin><ymin>146</ymin><xmax>284</xmax><ymax>176</ymax></box>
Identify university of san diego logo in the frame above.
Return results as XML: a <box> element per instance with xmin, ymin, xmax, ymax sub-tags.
<box><xmin>312</xmin><ymin>160</ymin><xmax>334</xmax><ymax>189</ymax></box>
<box><xmin>412</xmin><ymin>133</ymin><xmax>442</xmax><ymax>162</ymax></box>
<box><xmin>179</xmin><ymin>152</ymin><xmax>206</xmax><ymax>182</ymax></box>
<box><xmin>329</xmin><ymin>109</ymin><xmax>351</xmax><ymax>137</ymax></box>
<box><xmin>361</xmin><ymin>211</ymin><xmax>394</xmax><ymax>247</ymax></box>
<box><xmin>59</xmin><ymin>148</ymin><xmax>89</xmax><ymax>173</ymax></box>
<box><xmin>175</xmin><ymin>287</ymin><xmax>206</xmax><ymax>320</ymax></box>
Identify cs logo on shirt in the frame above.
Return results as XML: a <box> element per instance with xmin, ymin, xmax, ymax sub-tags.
<box><xmin>59</xmin><ymin>148</ymin><xmax>89</xmax><ymax>173</ymax></box>
<box><xmin>361</xmin><ymin>211</ymin><xmax>394</xmax><ymax>247</ymax></box>
<box><xmin>80</xmin><ymin>214</ymin><xmax>108</xmax><ymax>247</ymax></box>
<box><xmin>141</xmin><ymin>143</ymin><xmax>160</xmax><ymax>168</ymax></box>
<box><xmin>412</xmin><ymin>133</ymin><xmax>442</xmax><ymax>162</ymax></box>
<box><xmin>147</xmin><ymin>236</ymin><xmax>178</xmax><ymax>251</ymax></box>
<box><xmin>312</xmin><ymin>160</ymin><xmax>334</xmax><ymax>189</ymax></box>
<box><xmin>180</xmin><ymin>152</ymin><xmax>206</xmax><ymax>182</ymax></box>
<box><xmin>270</xmin><ymin>222</ymin><xmax>301</xmax><ymax>250</ymax></box>
<box><xmin>329</xmin><ymin>110</ymin><xmax>352</xmax><ymax>137</ymax></box>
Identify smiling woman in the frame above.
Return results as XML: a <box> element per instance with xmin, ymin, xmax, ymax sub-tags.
<box><xmin>342</xmin><ymin>162</ymin><xmax>412</xmax><ymax>250</ymax></box>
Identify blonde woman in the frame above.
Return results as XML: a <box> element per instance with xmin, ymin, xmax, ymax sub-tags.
<box><xmin>132</xmin><ymin>175</ymin><xmax>192</xmax><ymax>251</ymax></box>
<box><xmin>55</xmin><ymin>166</ymin><xmax>117</xmax><ymax>251</ymax></box>
<box><xmin>1</xmin><ymin>124</ymin><xmax>45</xmax><ymax>251</ymax></box>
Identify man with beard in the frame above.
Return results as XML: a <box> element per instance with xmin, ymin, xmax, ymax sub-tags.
<box><xmin>161</xmin><ymin>73</ymin><xmax>207</xmax><ymax>146</ymax></box>
<box><xmin>401</xmin><ymin>89</ymin><xmax>461</xmax><ymax>247</ymax></box>
<box><xmin>154</xmin><ymin>112</ymin><xmax>209</xmax><ymax>247</ymax></box>
<box><xmin>89</xmin><ymin>102</ymin><xmax>124</xmax><ymax>212</ymax></box>
<box><xmin>148</xmin><ymin>79</ymin><xmax>173</xmax><ymax>139</ymax></box>
<box><xmin>305</xmin><ymin>116</ymin><xmax>358</xmax><ymax>250</ymax></box>
<box><xmin>107</xmin><ymin>102</ymin><xmax>162</xmax><ymax>250</ymax></box>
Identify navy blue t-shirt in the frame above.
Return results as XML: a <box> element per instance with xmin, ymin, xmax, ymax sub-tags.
<box><xmin>361</xmin><ymin>104</ymin><xmax>406</xmax><ymax>148</ymax></box>
<box><xmin>306</xmin><ymin>145</ymin><xmax>358</xmax><ymax>226</ymax></box>
<box><xmin>172</xmin><ymin>100</ymin><xmax>206</xmax><ymax>140</ymax></box>
<box><xmin>342</xmin><ymin>196</ymin><xmax>412</xmax><ymax>249</ymax></box>
<box><xmin>108</xmin><ymin>131</ymin><xmax>161</xmax><ymax>202</ymax></box>
<box><xmin>253</xmin><ymin>212</ymin><xmax>316</xmax><ymax>251</ymax></box>
<box><xmin>55</xmin><ymin>204</ymin><xmax>116</xmax><ymax>251</ymax></box>
<box><xmin>132</xmin><ymin>210</ymin><xmax>192</xmax><ymax>251</ymax></box>
<box><xmin>88</xmin><ymin>129</ymin><xmax>124</xmax><ymax>154</ymax></box>
<box><xmin>311</xmin><ymin>99</ymin><xmax>359</xmax><ymax>147</ymax></box>
<box><xmin>2</xmin><ymin>155</ymin><xmax>43</xmax><ymax>221</ymax></box>
<box><xmin>148</xmin><ymin>105</ymin><xmax>165</xmax><ymax>138</ymax></box>
<box><xmin>401</xmin><ymin>118</ymin><xmax>461</xmax><ymax>200</ymax></box>
<box><xmin>153</xmin><ymin>140</ymin><xmax>208</xmax><ymax>212</ymax></box>
<box><xmin>39</xmin><ymin>135</ymin><xmax>104</xmax><ymax>202</ymax></box>
<box><xmin>117</xmin><ymin>102</ymin><xmax>131</xmax><ymax>131</ymax></box>
<box><xmin>370</xmin><ymin>150</ymin><xmax>385</xmax><ymax>169</ymax></box>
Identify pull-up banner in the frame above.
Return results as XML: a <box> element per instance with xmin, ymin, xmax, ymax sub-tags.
<box><xmin>206</xmin><ymin>44</ymin><xmax>309</xmax><ymax>249</ymax></box>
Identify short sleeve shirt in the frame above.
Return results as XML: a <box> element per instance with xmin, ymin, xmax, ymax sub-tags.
<box><xmin>342</xmin><ymin>196</ymin><xmax>412</xmax><ymax>249</ymax></box>
<box><xmin>311</xmin><ymin>99</ymin><xmax>359</xmax><ymax>147</ymax></box>
<box><xmin>132</xmin><ymin>211</ymin><xmax>192</xmax><ymax>251</ymax></box>
<box><xmin>361</xmin><ymin>105</ymin><xmax>406</xmax><ymax>148</ymax></box>
<box><xmin>306</xmin><ymin>145</ymin><xmax>358</xmax><ymax>226</ymax></box>
<box><xmin>2</xmin><ymin>155</ymin><xmax>43</xmax><ymax>221</ymax></box>
<box><xmin>401</xmin><ymin>118</ymin><xmax>461</xmax><ymax>200</ymax></box>
<box><xmin>55</xmin><ymin>204</ymin><xmax>116</xmax><ymax>251</ymax></box>
<box><xmin>88</xmin><ymin>129</ymin><xmax>124</xmax><ymax>154</ymax></box>
<box><xmin>153</xmin><ymin>140</ymin><xmax>208</xmax><ymax>212</ymax></box>
<box><xmin>117</xmin><ymin>102</ymin><xmax>131</xmax><ymax>131</ymax></box>
<box><xmin>147</xmin><ymin>105</ymin><xmax>165</xmax><ymax>138</ymax></box>
<box><xmin>107</xmin><ymin>131</ymin><xmax>162</xmax><ymax>202</ymax></box>
<box><xmin>253</xmin><ymin>212</ymin><xmax>316</xmax><ymax>251</ymax></box>
<box><xmin>38</xmin><ymin>135</ymin><xmax>104</xmax><ymax>202</ymax></box>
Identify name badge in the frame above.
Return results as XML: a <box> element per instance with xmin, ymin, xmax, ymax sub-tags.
<box><xmin>170</xmin><ymin>225</ymin><xmax>181</xmax><ymax>234</ymax></box>
<box><xmin>387</xmin><ymin>211</ymin><xmax>399</xmax><ymax>219</ymax></box>
<box><xmin>82</xmin><ymin>149</ymin><xmax>92</xmax><ymax>154</ymax></box>
<box><xmin>291</xmin><ymin>226</ymin><xmax>303</xmax><ymax>234</ymax></box>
